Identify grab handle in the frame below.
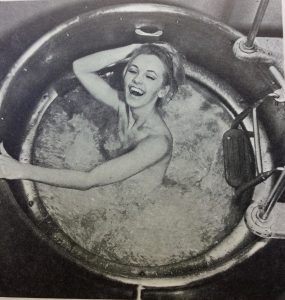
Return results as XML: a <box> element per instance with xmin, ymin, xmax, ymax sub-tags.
<box><xmin>135</xmin><ymin>25</ymin><xmax>163</xmax><ymax>42</ymax></box>
<box><xmin>135</xmin><ymin>26</ymin><xmax>163</xmax><ymax>37</ymax></box>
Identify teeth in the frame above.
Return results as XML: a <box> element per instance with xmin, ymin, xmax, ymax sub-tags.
<box><xmin>129</xmin><ymin>86</ymin><xmax>144</xmax><ymax>96</ymax></box>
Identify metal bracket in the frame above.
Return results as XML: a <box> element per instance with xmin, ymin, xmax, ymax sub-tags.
<box><xmin>233</xmin><ymin>37</ymin><xmax>285</xmax><ymax>102</ymax></box>
<box><xmin>233</xmin><ymin>37</ymin><xmax>277</xmax><ymax>65</ymax></box>
<box><xmin>245</xmin><ymin>202</ymin><xmax>285</xmax><ymax>239</ymax></box>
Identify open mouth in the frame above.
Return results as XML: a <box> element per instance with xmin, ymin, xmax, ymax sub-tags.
<box><xmin>129</xmin><ymin>86</ymin><xmax>145</xmax><ymax>97</ymax></box>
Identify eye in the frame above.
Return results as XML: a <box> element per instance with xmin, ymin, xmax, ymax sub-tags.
<box><xmin>128</xmin><ymin>67</ymin><xmax>137</xmax><ymax>74</ymax></box>
<box><xmin>146</xmin><ymin>74</ymin><xmax>156</xmax><ymax>80</ymax></box>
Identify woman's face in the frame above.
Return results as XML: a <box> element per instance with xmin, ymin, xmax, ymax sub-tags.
<box><xmin>124</xmin><ymin>54</ymin><xmax>169</xmax><ymax>109</ymax></box>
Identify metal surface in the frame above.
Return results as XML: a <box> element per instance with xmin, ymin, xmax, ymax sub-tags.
<box><xmin>253</xmin><ymin>107</ymin><xmax>263</xmax><ymax>174</ymax></box>
<box><xmin>269</xmin><ymin>66</ymin><xmax>285</xmax><ymax>93</ymax></box>
<box><xmin>0</xmin><ymin>2</ymin><xmax>280</xmax><ymax>292</ymax></box>
<box><xmin>245</xmin><ymin>0</ymin><xmax>270</xmax><ymax>49</ymax></box>
<box><xmin>260</xmin><ymin>168</ymin><xmax>285</xmax><ymax>220</ymax></box>
<box><xmin>232</xmin><ymin>0</ymin><xmax>285</xmax><ymax>238</ymax></box>
<box><xmin>245</xmin><ymin>202</ymin><xmax>285</xmax><ymax>239</ymax></box>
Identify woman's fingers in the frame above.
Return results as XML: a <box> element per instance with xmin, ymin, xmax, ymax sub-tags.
<box><xmin>0</xmin><ymin>142</ymin><xmax>11</xmax><ymax>157</ymax></box>
<box><xmin>0</xmin><ymin>142</ymin><xmax>6</xmax><ymax>154</ymax></box>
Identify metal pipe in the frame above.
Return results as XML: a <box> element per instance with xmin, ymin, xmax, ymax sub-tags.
<box><xmin>136</xmin><ymin>285</ymin><xmax>143</xmax><ymax>300</ymax></box>
<box><xmin>269</xmin><ymin>66</ymin><xmax>285</xmax><ymax>91</ymax></box>
<box><xmin>234</xmin><ymin>169</ymin><xmax>276</xmax><ymax>200</ymax></box>
<box><xmin>245</xmin><ymin>0</ymin><xmax>270</xmax><ymax>49</ymax></box>
<box><xmin>260</xmin><ymin>167</ymin><xmax>285</xmax><ymax>220</ymax></box>
<box><xmin>252</xmin><ymin>107</ymin><xmax>263</xmax><ymax>174</ymax></box>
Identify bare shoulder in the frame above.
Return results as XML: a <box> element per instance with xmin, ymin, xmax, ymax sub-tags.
<box><xmin>137</xmin><ymin>133</ymin><xmax>172</xmax><ymax>158</ymax></box>
<box><xmin>143</xmin><ymin>116</ymin><xmax>173</xmax><ymax>144</ymax></box>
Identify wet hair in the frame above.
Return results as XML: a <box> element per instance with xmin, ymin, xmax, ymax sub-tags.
<box><xmin>125</xmin><ymin>43</ymin><xmax>185</xmax><ymax>102</ymax></box>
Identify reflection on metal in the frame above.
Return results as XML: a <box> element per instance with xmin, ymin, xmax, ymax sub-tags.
<box><xmin>19</xmin><ymin>89</ymin><xmax>58</xmax><ymax>221</ymax></box>
<box><xmin>252</xmin><ymin>107</ymin><xmax>263</xmax><ymax>174</ymax></box>
<box><xmin>269</xmin><ymin>66</ymin><xmax>285</xmax><ymax>100</ymax></box>
<box><xmin>135</xmin><ymin>26</ymin><xmax>163</xmax><ymax>38</ymax></box>
<box><xmin>136</xmin><ymin>285</ymin><xmax>144</xmax><ymax>300</ymax></box>
<box><xmin>0</xmin><ymin>17</ymin><xmax>79</xmax><ymax>105</ymax></box>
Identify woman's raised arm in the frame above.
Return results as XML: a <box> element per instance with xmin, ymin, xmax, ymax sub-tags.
<box><xmin>0</xmin><ymin>136</ymin><xmax>170</xmax><ymax>190</ymax></box>
<box><xmin>73</xmin><ymin>44</ymin><xmax>141</xmax><ymax>110</ymax></box>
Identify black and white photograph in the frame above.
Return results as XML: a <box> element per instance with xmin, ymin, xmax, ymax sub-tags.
<box><xmin>0</xmin><ymin>0</ymin><xmax>284</xmax><ymax>299</ymax></box>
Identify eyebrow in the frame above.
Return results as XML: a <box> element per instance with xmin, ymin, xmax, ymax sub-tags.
<box><xmin>129</xmin><ymin>64</ymin><xmax>138</xmax><ymax>69</ymax></box>
<box><xmin>130</xmin><ymin>64</ymin><xmax>158</xmax><ymax>77</ymax></box>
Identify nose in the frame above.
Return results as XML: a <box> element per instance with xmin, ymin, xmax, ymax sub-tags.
<box><xmin>132</xmin><ymin>73</ymin><xmax>143</xmax><ymax>84</ymax></box>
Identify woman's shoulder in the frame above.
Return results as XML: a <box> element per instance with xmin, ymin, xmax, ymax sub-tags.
<box><xmin>145</xmin><ymin>116</ymin><xmax>172</xmax><ymax>142</ymax></box>
<box><xmin>141</xmin><ymin>127</ymin><xmax>172</xmax><ymax>150</ymax></box>
<box><xmin>136</xmin><ymin>133</ymin><xmax>172</xmax><ymax>161</ymax></box>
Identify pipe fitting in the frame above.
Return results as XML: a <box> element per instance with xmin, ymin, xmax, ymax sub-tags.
<box><xmin>245</xmin><ymin>202</ymin><xmax>274</xmax><ymax>238</ymax></box>
<box><xmin>233</xmin><ymin>37</ymin><xmax>277</xmax><ymax>65</ymax></box>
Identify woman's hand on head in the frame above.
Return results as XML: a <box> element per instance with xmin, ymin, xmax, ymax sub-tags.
<box><xmin>123</xmin><ymin>43</ymin><xmax>143</xmax><ymax>58</ymax></box>
<box><xmin>0</xmin><ymin>142</ymin><xmax>22</xmax><ymax>180</ymax></box>
<box><xmin>153</xmin><ymin>42</ymin><xmax>178</xmax><ymax>55</ymax></box>
<box><xmin>127</xmin><ymin>43</ymin><xmax>143</xmax><ymax>51</ymax></box>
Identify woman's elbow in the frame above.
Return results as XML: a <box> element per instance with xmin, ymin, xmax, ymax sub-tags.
<box><xmin>79</xmin><ymin>173</ymin><xmax>100</xmax><ymax>190</ymax></box>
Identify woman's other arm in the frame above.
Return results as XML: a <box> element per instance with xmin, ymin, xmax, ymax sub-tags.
<box><xmin>73</xmin><ymin>44</ymin><xmax>140</xmax><ymax>110</ymax></box>
<box><xmin>0</xmin><ymin>136</ymin><xmax>169</xmax><ymax>190</ymax></box>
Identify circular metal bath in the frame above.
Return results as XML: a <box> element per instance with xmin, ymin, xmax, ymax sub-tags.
<box><xmin>0</xmin><ymin>4</ymin><xmax>278</xmax><ymax>288</ymax></box>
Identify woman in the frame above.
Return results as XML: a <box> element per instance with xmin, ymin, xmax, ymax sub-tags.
<box><xmin>0</xmin><ymin>43</ymin><xmax>184</xmax><ymax>192</ymax></box>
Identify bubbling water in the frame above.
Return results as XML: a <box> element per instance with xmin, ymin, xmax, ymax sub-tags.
<box><xmin>32</xmin><ymin>79</ymin><xmax>241</xmax><ymax>267</ymax></box>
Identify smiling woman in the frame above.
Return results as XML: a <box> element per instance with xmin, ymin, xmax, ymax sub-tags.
<box><xmin>0</xmin><ymin>43</ymin><xmax>185</xmax><ymax>193</ymax></box>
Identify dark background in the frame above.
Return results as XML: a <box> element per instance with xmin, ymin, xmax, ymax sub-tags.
<box><xmin>0</xmin><ymin>0</ymin><xmax>284</xmax><ymax>299</ymax></box>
